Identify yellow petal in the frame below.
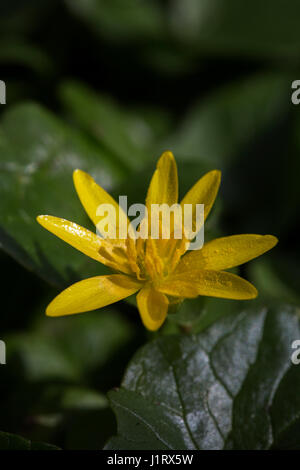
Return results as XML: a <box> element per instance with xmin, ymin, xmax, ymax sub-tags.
<box><xmin>145</xmin><ymin>151</ymin><xmax>179</xmax><ymax>262</ymax></box>
<box><xmin>180</xmin><ymin>169</ymin><xmax>221</xmax><ymax>239</ymax></box>
<box><xmin>159</xmin><ymin>270</ymin><xmax>258</xmax><ymax>300</ymax></box>
<box><xmin>46</xmin><ymin>274</ymin><xmax>142</xmax><ymax>317</ymax></box>
<box><xmin>136</xmin><ymin>286</ymin><xmax>169</xmax><ymax>331</ymax></box>
<box><xmin>176</xmin><ymin>234</ymin><xmax>278</xmax><ymax>272</ymax></box>
<box><xmin>146</xmin><ymin>151</ymin><xmax>178</xmax><ymax>208</ymax></box>
<box><xmin>157</xmin><ymin>280</ymin><xmax>199</xmax><ymax>298</ymax></box>
<box><xmin>73</xmin><ymin>169</ymin><xmax>129</xmax><ymax>240</ymax></box>
<box><xmin>36</xmin><ymin>215</ymin><xmax>133</xmax><ymax>274</ymax></box>
<box><xmin>144</xmin><ymin>152</ymin><xmax>179</xmax><ymax>263</ymax></box>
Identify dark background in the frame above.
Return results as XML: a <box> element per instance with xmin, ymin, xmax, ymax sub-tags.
<box><xmin>0</xmin><ymin>0</ymin><xmax>300</xmax><ymax>449</ymax></box>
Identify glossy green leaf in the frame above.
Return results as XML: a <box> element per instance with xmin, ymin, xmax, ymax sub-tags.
<box><xmin>0</xmin><ymin>103</ymin><xmax>124</xmax><ymax>286</ymax></box>
<box><xmin>106</xmin><ymin>306</ymin><xmax>300</xmax><ymax>450</ymax></box>
<box><xmin>0</xmin><ymin>431</ymin><xmax>59</xmax><ymax>450</ymax></box>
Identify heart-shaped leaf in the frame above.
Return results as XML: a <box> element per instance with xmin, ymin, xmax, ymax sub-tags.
<box><xmin>106</xmin><ymin>305</ymin><xmax>300</xmax><ymax>450</ymax></box>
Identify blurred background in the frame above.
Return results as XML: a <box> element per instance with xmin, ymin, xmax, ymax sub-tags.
<box><xmin>0</xmin><ymin>0</ymin><xmax>300</xmax><ymax>449</ymax></box>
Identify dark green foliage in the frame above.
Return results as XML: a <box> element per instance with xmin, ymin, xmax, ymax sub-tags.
<box><xmin>0</xmin><ymin>0</ymin><xmax>300</xmax><ymax>450</ymax></box>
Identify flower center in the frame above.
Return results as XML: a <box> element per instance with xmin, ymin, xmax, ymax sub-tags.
<box><xmin>133</xmin><ymin>237</ymin><xmax>187</xmax><ymax>284</ymax></box>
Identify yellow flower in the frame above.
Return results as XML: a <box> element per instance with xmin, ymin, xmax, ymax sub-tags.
<box><xmin>37</xmin><ymin>151</ymin><xmax>278</xmax><ymax>331</ymax></box>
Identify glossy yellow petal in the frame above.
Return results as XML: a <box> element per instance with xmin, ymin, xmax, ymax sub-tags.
<box><xmin>73</xmin><ymin>169</ymin><xmax>129</xmax><ymax>240</ymax></box>
<box><xmin>159</xmin><ymin>270</ymin><xmax>257</xmax><ymax>300</ymax></box>
<box><xmin>157</xmin><ymin>280</ymin><xmax>199</xmax><ymax>298</ymax></box>
<box><xmin>46</xmin><ymin>274</ymin><xmax>142</xmax><ymax>317</ymax></box>
<box><xmin>180</xmin><ymin>170</ymin><xmax>221</xmax><ymax>239</ymax></box>
<box><xmin>145</xmin><ymin>151</ymin><xmax>179</xmax><ymax>261</ymax></box>
<box><xmin>176</xmin><ymin>234</ymin><xmax>278</xmax><ymax>273</ymax></box>
<box><xmin>36</xmin><ymin>215</ymin><xmax>133</xmax><ymax>274</ymax></box>
<box><xmin>136</xmin><ymin>286</ymin><xmax>169</xmax><ymax>331</ymax></box>
<box><xmin>146</xmin><ymin>150</ymin><xmax>178</xmax><ymax>208</ymax></box>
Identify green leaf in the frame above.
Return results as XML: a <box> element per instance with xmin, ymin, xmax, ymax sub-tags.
<box><xmin>106</xmin><ymin>305</ymin><xmax>300</xmax><ymax>450</ymax></box>
<box><xmin>165</xmin><ymin>74</ymin><xmax>290</xmax><ymax>166</ymax></box>
<box><xmin>0</xmin><ymin>431</ymin><xmax>59</xmax><ymax>450</ymax></box>
<box><xmin>0</xmin><ymin>103</ymin><xmax>124</xmax><ymax>286</ymax></box>
<box><xmin>60</xmin><ymin>81</ymin><xmax>152</xmax><ymax>171</ymax></box>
